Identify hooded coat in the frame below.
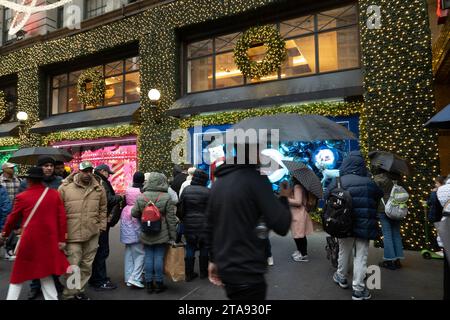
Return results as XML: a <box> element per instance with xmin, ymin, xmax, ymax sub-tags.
<box><xmin>131</xmin><ymin>172</ymin><xmax>177</xmax><ymax>246</ymax></box>
<box><xmin>178</xmin><ymin>170</ymin><xmax>210</xmax><ymax>242</ymax></box>
<box><xmin>58</xmin><ymin>173</ymin><xmax>108</xmax><ymax>243</ymax></box>
<box><xmin>204</xmin><ymin>164</ymin><xmax>291</xmax><ymax>284</ymax></box>
<box><xmin>325</xmin><ymin>151</ymin><xmax>383</xmax><ymax>240</ymax></box>
<box><xmin>2</xmin><ymin>183</ymin><xmax>69</xmax><ymax>284</ymax></box>
<box><xmin>120</xmin><ymin>186</ymin><xmax>142</xmax><ymax>244</ymax></box>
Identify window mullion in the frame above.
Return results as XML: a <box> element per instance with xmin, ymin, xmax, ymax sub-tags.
<box><xmin>314</xmin><ymin>14</ymin><xmax>319</xmax><ymax>74</ymax></box>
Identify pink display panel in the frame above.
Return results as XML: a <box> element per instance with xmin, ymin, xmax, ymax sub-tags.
<box><xmin>56</xmin><ymin>139</ymin><xmax>137</xmax><ymax>195</ymax></box>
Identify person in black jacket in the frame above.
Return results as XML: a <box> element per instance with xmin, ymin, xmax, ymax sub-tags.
<box><xmin>89</xmin><ymin>164</ymin><xmax>122</xmax><ymax>291</ymax></box>
<box><xmin>324</xmin><ymin>151</ymin><xmax>383</xmax><ymax>301</ymax></box>
<box><xmin>204</xmin><ymin>144</ymin><xmax>292</xmax><ymax>300</ymax></box>
<box><xmin>178</xmin><ymin>169</ymin><xmax>210</xmax><ymax>281</ymax></box>
<box><xmin>170</xmin><ymin>164</ymin><xmax>188</xmax><ymax>196</ymax></box>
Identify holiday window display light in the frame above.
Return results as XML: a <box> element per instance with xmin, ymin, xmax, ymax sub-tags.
<box><xmin>0</xmin><ymin>90</ymin><xmax>6</xmax><ymax>122</ymax></box>
<box><xmin>77</xmin><ymin>68</ymin><xmax>106</xmax><ymax>107</ymax></box>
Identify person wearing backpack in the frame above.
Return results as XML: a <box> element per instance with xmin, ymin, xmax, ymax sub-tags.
<box><xmin>372</xmin><ymin>167</ymin><xmax>406</xmax><ymax>270</ymax></box>
<box><xmin>436</xmin><ymin>175</ymin><xmax>450</xmax><ymax>300</ymax></box>
<box><xmin>324</xmin><ymin>151</ymin><xmax>383</xmax><ymax>300</ymax></box>
<box><xmin>132</xmin><ymin>172</ymin><xmax>177</xmax><ymax>294</ymax></box>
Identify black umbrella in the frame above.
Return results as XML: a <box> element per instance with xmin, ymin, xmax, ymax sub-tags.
<box><xmin>232</xmin><ymin>114</ymin><xmax>357</xmax><ymax>142</ymax></box>
<box><xmin>424</xmin><ymin>104</ymin><xmax>450</xmax><ymax>129</ymax></box>
<box><xmin>368</xmin><ymin>151</ymin><xmax>412</xmax><ymax>176</ymax></box>
<box><xmin>283</xmin><ymin>160</ymin><xmax>323</xmax><ymax>199</ymax></box>
<box><xmin>9</xmin><ymin>147</ymin><xmax>73</xmax><ymax>165</ymax></box>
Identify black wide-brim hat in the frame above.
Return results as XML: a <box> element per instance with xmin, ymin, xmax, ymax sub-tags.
<box><xmin>20</xmin><ymin>166</ymin><xmax>45</xmax><ymax>179</ymax></box>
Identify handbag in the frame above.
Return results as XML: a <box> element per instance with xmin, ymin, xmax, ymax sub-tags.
<box><xmin>14</xmin><ymin>187</ymin><xmax>49</xmax><ymax>256</ymax></box>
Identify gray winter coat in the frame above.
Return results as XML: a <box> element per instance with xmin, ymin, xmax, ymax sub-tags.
<box><xmin>131</xmin><ymin>172</ymin><xmax>177</xmax><ymax>246</ymax></box>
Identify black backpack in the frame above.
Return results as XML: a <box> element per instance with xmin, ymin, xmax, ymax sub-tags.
<box><xmin>322</xmin><ymin>177</ymin><xmax>354</xmax><ymax>238</ymax></box>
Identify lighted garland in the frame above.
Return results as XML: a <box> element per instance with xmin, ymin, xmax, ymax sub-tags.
<box><xmin>0</xmin><ymin>90</ymin><xmax>6</xmax><ymax>122</ymax></box>
<box><xmin>43</xmin><ymin>125</ymin><xmax>140</xmax><ymax>145</ymax></box>
<box><xmin>0</xmin><ymin>0</ymin><xmax>440</xmax><ymax>250</ymax></box>
<box><xmin>0</xmin><ymin>137</ymin><xmax>20</xmax><ymax>148</ymax></box>
<box><xmin>234</xmin><ymin>25</ymin><xmax>287</xmax><ymax>79</ymax></box>
<box><xmin>77</xmin><ymin>68</ymin><xmax>105</xmax><ymax>106</ymax></box>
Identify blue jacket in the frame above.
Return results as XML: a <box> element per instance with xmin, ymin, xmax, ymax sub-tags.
<box><xmin>325</xmin><ymin>151</ymin><xmax>383</xmax><ymax>240</ymax></box>
<box><xmin>0</xmin><ymin>186</ymin><xmax>12</xmax><ymax>230</ymax></box>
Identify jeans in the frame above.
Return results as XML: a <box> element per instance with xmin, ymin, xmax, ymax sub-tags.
<box><xmin>144</xmin><ymin>244</ymin><xmax>166</xmax><ymax>283</ymax></box>
<box><xmin>8</xmin><ymin>276</ymin><xmax>57</xmax><ymax>300</ymax></box>
<box><xmin>90</xmin><ymin>229</ymin><xmax>110</xmax><ymax>286</ymax></box>
<box><xmin>379</xmin><ymin>213</ymin><xmax>404</xmax><ymax>261</ymax></box>
<box><xmin>124</xmin><ymin>243</ymin><xmax>145</xmax><ymax>283</ymax></box>
<box><xmin>185</xmin><ymin>240</ymin><xmax>208</xmax><ymax>259</ymax></box>
<box><xmin>445</xmin><ymin>251</ymin><xmax>449</xmax><ymax>301</ymax></box>
<box><xmin>337</xmin><ymin>237</ymin><xmax>369</xmax><ymax>292</ymax></box>
<box><xmin>224</xmin><ymin>282</ymin><xmax>267</xmax><ymax>300</ymax></box>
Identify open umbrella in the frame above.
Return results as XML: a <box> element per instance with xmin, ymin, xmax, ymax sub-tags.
<box><xmin>232</xmin><ymin>114</ymin><xmax>357</xmax><ymax>142</ymax></box>
<box><xmin>8</xmin><ymin>147</ymin><xmax>73</xmax><ymax>165</ymax></box>
<box><xmin>368</xmin><ymin>151</ymin><xmax>412</xmax><ymax>176</ymax></box>
<box><xmin>424</xmin><ymin>104</ymin><xmax>450</xmax><ymax>129</ymax></box>
<box><xmin>283</xmin><ymin>160</ymin><xmax>323</xmax><ymax>199</ymax></box>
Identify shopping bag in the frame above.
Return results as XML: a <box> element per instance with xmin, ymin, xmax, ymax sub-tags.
<box><xmin>164</xmin><ymin>244</ymin><xmax>186</xmax><ymax>282</ymax></box>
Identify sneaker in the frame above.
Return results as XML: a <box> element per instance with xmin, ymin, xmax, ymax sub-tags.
<box><xmin>5</xmin><ymin>250</ymin><xmax>15</xmax><ymax>261</ymax></box>
<box><xmin>379</xmin><ymin>260</ymin><xmax>396</xmax><ymax>270</ymax></box>
<box><xmin>74</xmin><ymin>293</ymin><xmax>91</xmax><ymax>300</ymax></box>
<box><xmin>352</xmin><ymin>288</ymin><xmax>372</xmax><ymax>300</ymax></box>
<box><xmin>94</xmin><ymin>280</ymin><xmax>118</xmax><ymax>291</ymax></box>
<box><xmin>333</xmin><ymin>272</ymin><xmax>349</xmax><ymax>289</ymax></box>
<box><xmin>293</xmin><ymin>254</ymin><xmax>309</xmax><ymax>262</ymax></box>
<box><xmin>154</xmin><ymin>281</ymin><xmax>167</xmax><ymax>294</ymax></box>
<box><xmin>127</xmin><ymin>279</ymin><xmax>145</xmax><ymax>289</ymax></box>
<box><xmin>126</xmin><ymin>282</ymin><xmax>132</xmax><ymax>287</ymax></box>
<box><xmin>267</xmin><ymin>256</ymin><xmax>274</xmax><ymax>266</ymax></box>
<box><xmin>291</xmin><ymin>250</ymin><xmax>301</xmax><ymax>259</ymax></box>
<box><xmin>436</xmin><ymin>250</ymin><xmax>444</xmax><ymax>257</ymax></box>
<box><xmin>394</xmin><ymin>259</ymin><xmax>402</xmax><ymax>269</ymax></box>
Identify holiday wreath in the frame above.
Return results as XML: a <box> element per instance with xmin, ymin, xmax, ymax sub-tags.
<box><xmin>77</xmin><ymin>68</ymin><xmax>106</xmax><ymax>106</ymax></box>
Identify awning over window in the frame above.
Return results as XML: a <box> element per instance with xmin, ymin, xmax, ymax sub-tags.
<box><xmin>0</xmin><ymin>122</ymin><xmax>20</xmax><ymax>138</ymax></box>
<box><xmin>168</xmin><ymin>69</ymin><xmax>363</xmax><ymax>117</ymax></box>
<box><xmin>30</xmin><ymin>103</ymin><xmax>140</xmax><ymax>134</ymax></box>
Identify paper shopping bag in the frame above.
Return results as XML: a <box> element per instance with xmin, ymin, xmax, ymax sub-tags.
<box><xmin>164</xmin><ymin>244</ymin><xmax>186</xmax><ymax>282</ymax></box>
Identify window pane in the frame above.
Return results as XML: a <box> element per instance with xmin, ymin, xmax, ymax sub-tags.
<box><xmin>247</xmin><ymin>43</ymin><xmax>279</xmax><ymax>82</ymax></box>
<box><xmin>318</xmin><ymin>27</ymin><xmax>359</xmax><ymax>72</ymax></box>
<box><xmin>104</xmin><ymin>75</ymin><xmax>124</xmax><ymax>106</ymax></box>
<box><xmin>105</xmin><ymin>60</ymin><xmax>124</xmax><ymax>77</ymax></box>
<box><xmin>125</xmin><ymin>72</ymin><xmax>140</xmax><ymax>103</ymax></box>
<box><xmin>0</xmin><ymin>86</ymin><xmax>17</xmax><ymax>123</ymax></box>
<box><xmin>280</xmin><ymin>15</ymin><xmax>315</xmax><ymax>38</ymax></box>
<box><xmin>187</xmin><ymin>57</ymin><xmax>213</xmax><ymax>93</ymax></box>
<box><xmin>282</xmin><ymin>35</ymin><xmax>316</xmax><ymax>78</ymax></box>
<box><xmin>126</xmin><ymin>57</ymin><xmax>140</xmax><ymax>72</ymax></box>
<box><xmin>67</xmin><ymin>86</ymin><xmax>82</xmax><ymax>112</ymax></box>
<box><xmin>69</xmin><ymin>70</ymin><xmax>82</xmax><ymax>84</ymax></box>
<box><xmin>215</xmin><ymin>32</ymin><xmax>242</xmax><ymax>53</ymax></box>
<box><xmin>52</xmin><ymin>88</ymin><xmax>67</xmax><ymax>114</ymax></box>
<box><xmin>86</xmin><ymin>0</ymin><xmax>107</xmax><ymax>19</ymax></box>
<box><xmin>318</xmin><ymin>5</ymin><xmax>358</xmax><ymax>31</ymax></box>
<box><xmin>52</xmin><ymin>74</ymin><xmax>68</xmax><ymax>88</ymax></box>
<box><xmin>215</xmin><ymin>52</ymin><xmax>244</xmax><ymax>89</ymax></box>
<box><xmin>187</xmin><ymin>39</ymin><xmax>213</xmax><ymax>59</ymax></box>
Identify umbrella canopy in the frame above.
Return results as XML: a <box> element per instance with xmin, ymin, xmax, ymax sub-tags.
<box><xmin>232</xmin><ymin>114</ymin><xmax>357</xmax><ymax>142</ymax></box>
<box><xmin>8</xmin><ymin>147</ymin><xmax>73</xmax><ymax>166</ymax></box>
<box><xmin>368</xmin><ymin>151</ymin><xmax>412</xmax><ymax>176</ymax></box>
<box><xmin>424</xmin><ymin>104</ymin><xmax>450</xmax><ymax>129</ymax></box>
<box><xmin>283</xmin><ymin>160</ymin><xmax>323</xmax><ymax>199</ymax></box>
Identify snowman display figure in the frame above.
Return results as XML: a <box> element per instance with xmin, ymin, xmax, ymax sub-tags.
<box><xmin>208</xmin><ymin>144</ymin><xmax>226</xmax><ymax>183</ymax></box>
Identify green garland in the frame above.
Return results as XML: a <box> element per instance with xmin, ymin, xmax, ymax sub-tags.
<box><xmin>0</xmin><ymin>90</ymin><xmax>6</xmax><ymax>122</ymax></box>
<box><xmin>234</xmin><ymin>25</ymin><xmax>287</xmax><ymax>79</ymax></box>
<box><xmin>77</xmin><ymin>68</ymin><xmax>106</xmax><ymax>106</ymax></box>
<box><xmin>43</xmin><ymin>125</ymin><xmax>140</xmax><ymax>145</ymax></box>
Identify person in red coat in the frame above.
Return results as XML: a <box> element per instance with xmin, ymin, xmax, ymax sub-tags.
<box><xmin>1</xmin><ymin>166</ymin><xmax>69</xmax><ymax>300</ymax></box>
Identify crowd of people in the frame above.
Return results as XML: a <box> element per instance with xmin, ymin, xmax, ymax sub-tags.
<box><xmin>0</xmin><ymin>147</ymin><xmax>449</xmax><ymax>301</ymax></box>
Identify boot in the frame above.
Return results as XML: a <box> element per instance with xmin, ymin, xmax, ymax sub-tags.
<box><xmin>146</xmin><ymin>281</ymin><xmax>155</xmax><ymax>294</ymax></box>
<box><xmin>185</xmin><ymin>257</ymin><xmax>198</xmax><ymax>282</ymax></box>
<box><xmin>199</xmin><ymin>256</ymin><xmax>209</xmax><ymax>279</ymax></box>
<box><xmin>379</xmin><ymin>260</ymin><xmax>396</xmax><ymax>270</ymax></box>
<box><xmin>154</xmin><ymin>281</ymin><xmax>167</xmax><ymax>294</ymax></box>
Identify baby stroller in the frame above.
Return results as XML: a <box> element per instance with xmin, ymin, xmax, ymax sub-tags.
<box><xmin>325</xmin><ymin>236</ymin><xmax>339</xmax><ymax>268</ymax></box>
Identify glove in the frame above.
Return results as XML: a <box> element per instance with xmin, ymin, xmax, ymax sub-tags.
<box><xmin>168</xmin><ymin>240</ymin><xmax>176</xmax><ymax>247</ymax></box>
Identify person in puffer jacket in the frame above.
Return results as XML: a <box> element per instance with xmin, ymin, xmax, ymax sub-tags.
<box><xmin>324</xmin><ymin>151</ymin><xmax>383</xmax><ymax>301</ymax></box>
<box><xmin>120</xmin><ymin>172</ymin><xmax>145</xmax><ymax>289</ymax></box>
<box><xmin>177</xmin><ymin>169</ymin><xmax>210</xmax><ymax>282</ymax></box>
